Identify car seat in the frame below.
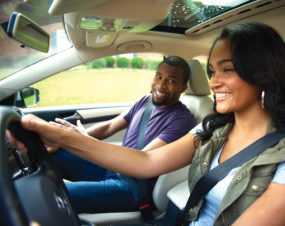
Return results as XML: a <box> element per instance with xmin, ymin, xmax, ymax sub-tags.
<box><xmin>180</xmin><ymin>59</ymin><xmax>213</xmax><ymax>122</ymax></box>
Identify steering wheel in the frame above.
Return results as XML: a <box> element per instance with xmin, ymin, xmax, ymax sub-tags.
<box><xmin>0</xmin><ymin>106</ymin><xmax>80</xmax><ymax>226</ymax></box>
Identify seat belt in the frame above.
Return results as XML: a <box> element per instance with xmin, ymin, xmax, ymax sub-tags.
<box><xmin>137</xmin><ymin>98</ymin><xmax>154</xmax><ymax>149</ymax></box>
<box><xmin>175</xmin><ymin>130</ymin><xmax>285</xmax><ymax>226</ymax></box>
<box><xmin>112</xmin><ymin>131</ymin><xmax>285</xmax><ymax>226</ymax></box>
<box><xmin>136</xmin><ymin>97</ymin><xmax>155</xmax><ymax>220</ymax></box>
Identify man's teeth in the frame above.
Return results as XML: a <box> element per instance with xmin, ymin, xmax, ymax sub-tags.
<box><xmin>156</xmin><ymin>91</ymin><xmax>166</xmax><ymax>96</ymax></box>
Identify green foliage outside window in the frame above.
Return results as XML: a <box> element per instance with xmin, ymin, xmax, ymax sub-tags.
<box><xmin>105</xmin><ymin>56</ymin><xmax>115</xmax><ymax>68</ymax></box>
<box><xmin>85</xmin><ymin>55</ymin><xmax>161</xmax><ymax>71</ymax></box>
<box><xmin>144</xmin><ymin>59</ymin><xmax>160</xmax><ymax>70</ymax></box>
<box><xmin>131</xmin><ymin>57</ymin><xmax>144</xmax><ymax>69</ymax></box>
<box><xmin>87</xmin><ymin>58</ymin><xmax>107</xmax><ymax>69</ymax></box>
<box><xmin>116</xmin><ymin>57</ymin><xmax>129</xmax><ymax>68</ymax></box>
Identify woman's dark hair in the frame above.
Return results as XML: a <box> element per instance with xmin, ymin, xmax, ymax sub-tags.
<box><xmin>160</xmin><ymin>55</ymin><xmax>191</xmax><ymax>84</ymax></box>
<box><xmin>200</xmin><ymin>22</ymin><xmax>285</xmax><ymax>140</ymax></box>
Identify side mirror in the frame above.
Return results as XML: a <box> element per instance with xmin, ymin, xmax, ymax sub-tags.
<box><xmin>16</xmin><ymin>87</ymin><xmax>40</xmax><ymax>108</ymax></box>
<box><xmin>6</xmin><ymin>12</ymin><xmax>50</xmax><ymax>53</ymax></box>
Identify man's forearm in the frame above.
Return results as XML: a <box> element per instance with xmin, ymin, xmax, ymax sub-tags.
<box><xmin>86</xmin><ymin>121</ymin><xmax>112</xmax><ymax>139</ymax></box>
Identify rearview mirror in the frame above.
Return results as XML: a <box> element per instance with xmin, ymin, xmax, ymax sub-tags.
<box><xmin>16</xmin><ymin>87</ymin><xmax>40</xmax><ymax>108</ymax></box>
<box><xmin>6</xmin><ymin>12</ymin><xmax>50</xmax><ymax>53</ymax></box>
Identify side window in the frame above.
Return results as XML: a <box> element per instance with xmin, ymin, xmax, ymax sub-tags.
<box><xmin>26</xmin><ymin>53</ymin><xmax>163</xmax><ymax>108</ymax></box>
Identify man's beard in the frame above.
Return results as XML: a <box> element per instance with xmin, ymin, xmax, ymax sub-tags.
<box><xmin>151</xmin><ymin>94</ymin><xmax>171</xmax><ymax>106</ymax></box>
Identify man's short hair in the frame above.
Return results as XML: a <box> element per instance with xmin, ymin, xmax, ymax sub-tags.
<box><xmin>159</xmin><ymin>56</ymin><xmax>191</xmax><ymax>84</ymax></box>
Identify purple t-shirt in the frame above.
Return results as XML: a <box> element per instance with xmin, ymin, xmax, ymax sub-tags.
<box><xmin>122</xmin><ymin>95</ymin><xmax>196</xmax><ymax>149</ymax></box>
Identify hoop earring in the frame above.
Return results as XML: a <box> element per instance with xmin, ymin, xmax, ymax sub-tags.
<box><xmin>261</xmin><ymin>90</ymin><xmax>265</xmax><ymax>109</ymax></box>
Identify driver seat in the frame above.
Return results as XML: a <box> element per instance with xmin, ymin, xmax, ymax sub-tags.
<box><xmin>79</xmin><ymin>59</ymin><xmax>213</xmax><ymax>225</ymax></box>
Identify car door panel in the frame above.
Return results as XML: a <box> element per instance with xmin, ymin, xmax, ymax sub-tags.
<box><xmin>21</xmin><ymin>104</ymin><xmax>131</xmax><ymax>145</ymax></box>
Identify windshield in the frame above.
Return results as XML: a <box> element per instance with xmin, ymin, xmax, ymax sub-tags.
<box><xmin>0</xmin><ymin>0</ymin><xmax>72</xmax><ymax>80</ymax></box>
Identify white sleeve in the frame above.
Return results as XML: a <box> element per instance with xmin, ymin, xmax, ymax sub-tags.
<box><xmin>272</xmin><ymin>161</ymin><xmax>285</xmax><ymax>184</ymax></box>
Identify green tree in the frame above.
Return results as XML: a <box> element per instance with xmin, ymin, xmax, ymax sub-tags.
<box><xmin>105</xmin><ymin>56</ymin><xmax>115</xmax><ymax>68</ymax></box>
<box><xmin>116</xmin><ymin>57</ymin><xmax>129</xmax><ymax>68</ymax></box>
<box><xmin>131</xmin><ymin>57</ymin><xmax>144</xmax><ymax>69</ymax></box>
<box><xmin>87</xmin><ymin>58</ymin><xmax>106</xmax><ymax>69</ymax></box>
<box><xmin>144</xmin><ymin>59</ymin><xmax>160</xmax><ymax>70</ymax></box>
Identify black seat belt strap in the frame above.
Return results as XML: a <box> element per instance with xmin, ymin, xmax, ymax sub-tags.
<box><xmin>136</xmin><ymin>97</ymin><xmax>155</xmax><ymax>220</ymax></box>
<box><xmin>137</xmin><ymin>97</ymin><xmax>154</xmax><ymax>149</ymax></box>
<box><xmin>178</xmin><ymin>131</ymin><xmax>285</xmax><ymax>226</ymax></box>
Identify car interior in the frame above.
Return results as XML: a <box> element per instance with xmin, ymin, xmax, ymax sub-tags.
<box><xmin>0</xmin><ymin>0</ymin><xmax>284</xmax><ymax>226</ymax></box>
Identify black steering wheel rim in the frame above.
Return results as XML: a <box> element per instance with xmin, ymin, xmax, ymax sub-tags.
<box><xmin>0</xmin><ymin>107</ymin><xmax>28</xmax><ymax>226</ymax></box>
<box><xmin>0</xmin><ymin>106</ymin><xmax>80</xmax><ymax>226</ymax></box>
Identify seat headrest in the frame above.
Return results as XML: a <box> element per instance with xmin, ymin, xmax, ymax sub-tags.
<box><xmin>185</xmin><ymin>59</ymin><xmax>211</xmax><ymax>96</ymax></box>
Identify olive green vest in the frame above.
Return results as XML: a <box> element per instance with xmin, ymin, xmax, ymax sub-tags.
<box><xmin>186</xmin><ymin>124</ymin><xmax>285</xmax><ymax>226</ymax></box>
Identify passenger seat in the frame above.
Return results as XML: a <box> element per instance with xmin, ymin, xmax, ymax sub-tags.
<box><xmin>180</xmin><ymin>59</ymin><xmax>213</xmax><ymax>122</ymax></box>
<box><xmin>165</xmin><ymin>59</ymin><xmax>213</xmax><ymax>212</ymax></box>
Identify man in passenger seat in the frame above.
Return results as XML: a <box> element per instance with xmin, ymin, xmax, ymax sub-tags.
<box><xmin>51</xmin><ymin>56</ymin><xmax>197</xmax><ymax>214</ymax></box>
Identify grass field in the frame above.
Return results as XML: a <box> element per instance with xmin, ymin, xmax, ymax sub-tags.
<box><xmin>32</xmin><ymin>68</ymin><xmax>155</xmax><ymax>107</ymax></box>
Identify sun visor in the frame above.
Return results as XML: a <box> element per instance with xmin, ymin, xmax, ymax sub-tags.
<box><xmin>48</xmin><ymin>0</ymin><xmax>174</xmax><ymax>21</ymax></box>
<box><xmin>82</xmin><ymin>17</ymin><xmax>159</xmax><ymax>48</ymax></box>
<box><xmin>48</xmin><ymin>0</ymin><xmax>175</xmax><ymax>48</ymax></box>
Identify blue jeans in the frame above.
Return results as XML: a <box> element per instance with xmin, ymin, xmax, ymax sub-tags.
<box><xmin>50</xmin><ymin>150</ymin><xmax>140</xmax><ymax>213</ymax></box>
